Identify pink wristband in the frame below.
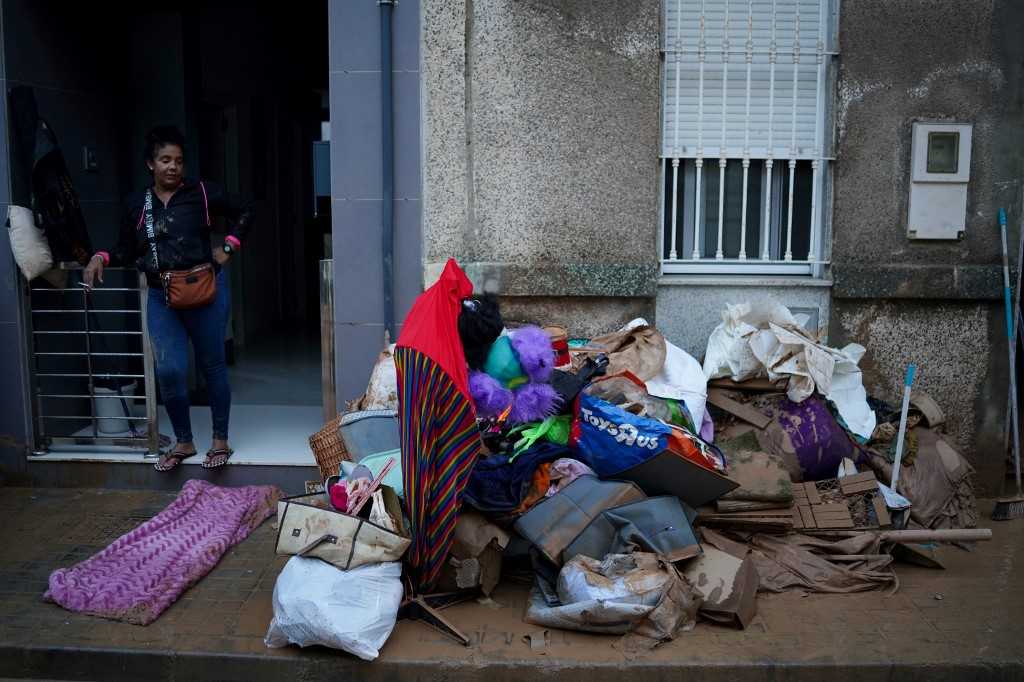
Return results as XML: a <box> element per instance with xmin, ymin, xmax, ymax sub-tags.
<box><xmin>225</xmin><ymin>235</ymin><xmax>241</xmax><ymax>249</ymax></box>
<box><xmin>95</xmin><ymin>251</ymin><xmax>110</xmax><ymax>266</ymax></box>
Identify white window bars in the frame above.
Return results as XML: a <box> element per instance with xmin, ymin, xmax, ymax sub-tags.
<box><xmin>660</xmin><ymin>0</ymin><xmax>836</xmax><ymax>275</ymax></box>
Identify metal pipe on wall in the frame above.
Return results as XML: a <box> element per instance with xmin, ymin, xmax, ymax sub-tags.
<box><xmin>380</xmin><ymin>0</ymin><xmax>396</xmax><ymax>340</ymax></box>
<box><xmin>321</xmin><ymin>259</ymin><xmax>337</xmax><ymax>423</ymax></box>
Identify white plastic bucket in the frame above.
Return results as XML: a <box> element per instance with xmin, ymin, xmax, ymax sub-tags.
<box><xmin>94</xmin><ymin>382</ymin><xmax>138</xmax><ymax>434</ymax></box>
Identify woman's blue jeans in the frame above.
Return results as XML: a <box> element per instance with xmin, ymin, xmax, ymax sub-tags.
<box><xmin>147</xmin><ymin>269</ymin><xmax>231</xmax><ymax>444</ymax></box>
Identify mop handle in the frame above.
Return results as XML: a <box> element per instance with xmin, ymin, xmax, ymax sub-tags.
<box><xmin>889</xmin><ymin>363</ymin><xmax>916</xmax><ymax>492</ymax></box>
<box><xmin>1000</xmin><ymin>207</ymin><xmax>1023</xmax><ymax>494</ymax></box>
<box><xmin>1002</xmin><ymin>209</ymin><xmax>1014</xmax><ymax>338</ymax></box>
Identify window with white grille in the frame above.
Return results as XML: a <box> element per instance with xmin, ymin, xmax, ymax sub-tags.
<box><xmin>660</xmin><ymin>0</ymin><xmax>837</xmax><ymax>275</ymax></box>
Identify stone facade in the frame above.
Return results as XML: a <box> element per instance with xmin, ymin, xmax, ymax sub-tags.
<box><xmin>423</xmin><ymin>0</ymin><xmax>1024</xmax><ymax>493</ymax></box>
<box><xmin>828</xmin><ymin>0</ymin><xmax>1023</xmax><ymax>493</ymax></box>
<box><xmin>422</xmin><ymin>0</ymin><xmax>663</xmax><ymax>333</ymax></box>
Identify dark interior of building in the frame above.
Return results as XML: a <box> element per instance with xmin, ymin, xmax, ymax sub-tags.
<box><xmin>10</xmin><ymin>1</ymin><xmax>330</xmax><ymax>447</ymax></box>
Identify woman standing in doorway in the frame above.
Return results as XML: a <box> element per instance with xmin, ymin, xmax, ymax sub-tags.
<box><xmin>84</xmin><ymin>125</ymin><xmax>255</xmax><ymax>472</ymax></box>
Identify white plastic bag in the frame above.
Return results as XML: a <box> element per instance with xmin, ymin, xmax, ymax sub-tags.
<box><xmin>622</xmin><ymin>318</ymin><xmax>708</xmax><ymax>427</ymax></box>
<box><xmin>645</xmin><ymin>340</ymin><xmax>708</xmax><ymax>429</ymax></box>
<box><xmin>702</xmin><ymin>301</ymin><xmax>876</xmax><ymax>440</ymax></box>
<box><xmin>558</xmin><ymin>553</ymin><xmax>673</xmax><ymax>605</ymax></box>
<box><xmin>8</xmin><ymin>204</ymin><xmax>53</xmax><ymax>281</ymax></box>
<box><xmin>703</xmin><ymin>301</ymin><xmax>804</xmax><ymax>381</ymax></box>
<box><xmin>526</xmin><ymin>553</ymin><xmax>701</xmax><ymax>643</ymax></box>
<box><xmin>265</xmin><ymin>557</ymin><xmax>403</xmax><ymax>661</ymax></box>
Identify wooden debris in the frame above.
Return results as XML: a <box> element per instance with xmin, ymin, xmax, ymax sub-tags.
<box><xmin>717</xmin><ymin>499</ymin><xmax>792</xmax><ymax>513</ymax></box>
<box><xmin>807</xmin><ymin>528</ymin><xmax>992</xmax><ymax>543</ymax></box>
<box><xmin>707</xmin><ymin>389</ymin><xmax>772</xmax><ymax>429</ymax></box>
<box><xmin>839</xmin><ymin>471</ymin><xmax>878</xmax><ymax>495</ymax></box>
<box><xmin>699</xmin><ymin>507</ymin><xmax>794</xmax><ymax>533</ymax></box>
<box><xmin>708</xmin><ymin>377</ymin><xmax>789</xmax><ymax>392</ymax></box>
<box><xmin>703</xmin><ymin>472</ymin><xmax>893</xmax><ymax>534</ymax></box>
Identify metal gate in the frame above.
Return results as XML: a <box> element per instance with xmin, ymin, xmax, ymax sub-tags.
<box><xmin>27</xmin><ymin>265</ymin><xmax>160</xmax><ymax>456</ymax></box>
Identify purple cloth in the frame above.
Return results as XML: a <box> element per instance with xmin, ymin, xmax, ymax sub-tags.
<box><xmin>545</xmin><ymin>458</ymin><xmax>595</xmax><ymax>497</ymax></box>
<box><xmin>44</xmin><ymin>479</ymin><xmax>281</xmax><ymax>625</ymax></box>
<box><xmin>700</xmin><ymin>407</ymin><xmax>715</xmax><ymax>443</ymax></box>
<box><xmin>764</xmin><ymin>396</ymin><xmax>869</xmax><ymax>481</ymax></box>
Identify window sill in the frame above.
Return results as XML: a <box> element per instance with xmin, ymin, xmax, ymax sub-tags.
<box><xmin>658</xmin><ymin>274</ymin><xmax>833</xmax><ymax>288</ymax></box>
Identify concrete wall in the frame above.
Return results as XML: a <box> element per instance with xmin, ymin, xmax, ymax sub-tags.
<box><xmin>422</xmin><ymin>0</ymin><xmax>662</xmax><ymax>336</ymax></box>
<box><xmin>829</xmin><ymin>0</ymin><xmax>1024</xmax><ymax>493</ymax></box>
<box><xmin>657</xmin><ymin>279</ymin><xmax>832</xmax><ymax>357</ymax></box>
<box><xmin>329</xmin><ymin>0</ymin><xmax>423</xmax><ymax>401</ymax></box>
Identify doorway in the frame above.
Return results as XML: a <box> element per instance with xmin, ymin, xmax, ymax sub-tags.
<box><xmin>186</xmin><ymin>2</ymin><xmax>330</xmax><ymax>463</ymax></box>
<box><xmin>13</xmin><ymin>0</ymin><xmax>331</xmax><ymax>467</ymax></box>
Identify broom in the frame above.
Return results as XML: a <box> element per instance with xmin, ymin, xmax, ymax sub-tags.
<box><xmin>993</xmin><ymin>207</ymin><xmax>1024</xmax><ymax>520</ymax></box>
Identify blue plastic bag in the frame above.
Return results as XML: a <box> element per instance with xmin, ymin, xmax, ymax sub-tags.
<box><xmin>571</xmin><ymin>393</ymin><xmax>672</xmax><ymax>478</ymax></box>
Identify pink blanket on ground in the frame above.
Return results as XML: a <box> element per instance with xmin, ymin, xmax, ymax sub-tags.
<box><xmin>45</xmin><ymin>479</ymin><xmax>282</xmax><ymax>625</ymax></box>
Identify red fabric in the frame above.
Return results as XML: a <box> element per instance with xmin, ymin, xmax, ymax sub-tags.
<box><xmin>396</xmin><ymin>258</ymin><xmax>474</xmax><ymax>399</ymax></box>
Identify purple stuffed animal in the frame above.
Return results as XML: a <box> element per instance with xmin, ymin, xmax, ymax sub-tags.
<box><xmin>469</xmin><ymin>325</ymin><xmax>561</xmax><ymax>424</ymax></box>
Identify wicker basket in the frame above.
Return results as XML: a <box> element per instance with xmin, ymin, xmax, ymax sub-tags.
<box><xmin>309</xmin><ymin>414</ymin><xmax>350</xmax><ymax>480</ymax></box>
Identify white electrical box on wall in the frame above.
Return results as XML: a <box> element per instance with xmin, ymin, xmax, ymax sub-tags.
<box><xmin>908</xmin><ymin>122</ymin><xmax>972</xmax><ymax>240</ymax></box>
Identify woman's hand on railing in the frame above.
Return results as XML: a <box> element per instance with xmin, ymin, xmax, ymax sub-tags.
<box><xmin>83</xmin><ymin>255</ymin><xmax>105</xmax><ymax>287</ymax></box>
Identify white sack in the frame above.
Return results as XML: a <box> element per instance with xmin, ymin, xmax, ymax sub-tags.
<box><xmin>702</xmin><ymin>302</ymin><xmax>803</xmax><ymax>381</ymax></box>
<box><xmin>558</xmin><ymin>553</ymin><xmax>674</xmax><ymax>605</ymax></box>
<box><xmin>526</xmin><ymin>553</ymin><xmax>701</xmax><ymax>641</ymax></box>
<box><xmin>645</xmin><ymin>341</ymin><xmax>708</xmax><ymax>428</ymax></box>
<box><xmin>8</xmin><ymin>205</ymin><xmax>53</xmax><ymax>281</ymax></box>
<box><xmin>753</xmin><ymin>323</ymin><xmax>876</xmax><ymax>439</ymax></box>
<box><xmin>525</xmin><ymin>587</ymin><xmax>656</xmax><ymax>635</ymax></box>
<box><xmin>265</xmin><ymin>557</ymin><xmax>403</xmax><ymax>661</ymax></box>
<box><xmin>358</xmin><ymin>344</ymin><xmax>398</xmax><ymax>411</ymax></box>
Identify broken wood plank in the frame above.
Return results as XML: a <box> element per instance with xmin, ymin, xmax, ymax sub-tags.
<box><xmin>872</xmin><ymin>495</ymin><xmax>892</xmax><ymax>527</ymax></box>
<box><xmin>797</xmin><ymin>505</ymin><xmax>816</xmax><ymax>529</ymax></box>
<box><xmin>802</xmin><ymin>482</ymin><xmax>822</xmax><ymax>505</ymax></box>
<box><xmin>698</xmin><ymin>515</ymin><xmax>794</xmax><ymax>532</ymax></box>
<box><xmin>708</xmin><ymin>377</ymin><xmax>789</xmax><ymax>392</ymax></box>
<box><xmin>814</xmin><ymin>517</ymin><xmax>857</xmax><ymax>529</ymax></box>
<box><xmin>806</xmin><ymin>528</ymin><xmax>992</xmax><ymax>543</ymax></box>
<box><xmin>839</xmin><ymin>472</ymin><xmax>879</xmax><ymax>494</ymax></box>
<box><xmin>812</xmin><ymin>503</ymin><xmax>854</xmax><ymax>528</ymax></box>
<box><xmin>811</xmin><ymin>509</ymin><xmax>851</xmax><ymax>520</ymax></box>
<box><xmin>704</xmin><ymin>509</ymin><xmax>793</xmax><ymax>519</ymax></box>
<box><xmin>706</xmin><ymin>389</ymin><xmax>772</xmax><ymax>429</ymax></box>
<box><xmin>716</xmin><ymin>500</ymin><xmax>793</xmax><ymax>513</ymax></box>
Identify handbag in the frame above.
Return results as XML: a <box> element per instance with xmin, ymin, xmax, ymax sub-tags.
<box><xmin>143</xmin><ymin>186</ymin><xmax>217</xmax><ymax>310</ymax></box>
<box><xmin>274</xmin><ymin>486</ymin><xmax>411</xmax><ymax>570</ymax></box>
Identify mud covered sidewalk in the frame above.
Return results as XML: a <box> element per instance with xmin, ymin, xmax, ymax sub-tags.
<box><xmin>0</xmin><ymin>486</ymin><xmax>1021</xmax><ymax>682</ymax></box>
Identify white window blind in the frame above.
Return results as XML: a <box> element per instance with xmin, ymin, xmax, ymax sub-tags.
<box><xmin>660</xmin><ymin>0</ymin><xmax>836</xmax><ymax>274</ymax></box>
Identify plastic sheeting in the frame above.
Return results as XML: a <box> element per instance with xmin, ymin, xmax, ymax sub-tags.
<box><xmin>702</xmin><ymin>528</ymin><xmax>897</xmax><ymax>594</ymax></box>
<box><xmin>702</xmin><ymin>302</ymin><xmax>876</xmax><ymax>440</ymax></box>
<box><xmin>525</xmin><ymin>553</ymin><xmax>701</xmax><ymax>646</ymax></box>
